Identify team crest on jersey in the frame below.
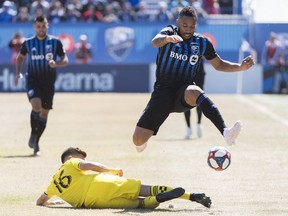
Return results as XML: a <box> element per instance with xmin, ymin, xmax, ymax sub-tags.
<box><xmin>189</xmin><ymin>55</ymin><xmax>199</xmax><ymax>65</ymax></box>
<box><xmin>105</xmin><ymin>27</ymin><xmax>134</xmax><ymax>62</ymax></box>
<box><xmin>191</xmin><ymin>45</ymin><xmax>199</xmax><ymax>54</ymax></box>
<box><xmin>45</xmin><ymin>45</ymin><xmax>52</xmax><ymax>53</ymax></box>
<box><xmin>46</xmin><ymin>53</ymin><xmax>53</xmax><ymax>61</ymax></box>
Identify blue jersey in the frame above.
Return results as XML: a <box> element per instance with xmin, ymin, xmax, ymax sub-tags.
<box><xmin>20</xmin><ymin>35</ymin><xmax>66</xmax><ymax>85</ymax></box>
<box><xmin>155</xmin><ymin>25</ymin><xmax>217</xmax><ymax>87</ymax></box>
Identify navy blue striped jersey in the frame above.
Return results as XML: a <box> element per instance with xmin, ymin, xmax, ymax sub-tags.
<box><xmin>155</xmin><ymin>25</ymin><xmax>217</xmax><ymax>87</ymax></box>
<box><xmin>20</xmin><ymin>35</ymin><xmax>66</xmax><ymax>85</ymax></box>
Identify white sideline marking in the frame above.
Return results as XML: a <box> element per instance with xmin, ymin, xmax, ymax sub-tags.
<box><xmin>237</xmin><ymin>95</ymin><xmax>288</xmax><ymax>127</ymax></box>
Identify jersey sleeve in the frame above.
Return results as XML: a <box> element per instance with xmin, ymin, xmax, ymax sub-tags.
<box><xmin>19</xmin><ymin>41</ymin><xmax>28</xmax><ymax>56</ymax></box>
<box><xmin>159</xmin><ymin>25</ymin><xmax>175</xmax><ymax>36</ymax></box>
<box><xmin>69</xmin><ymin>158</ymin><xmax>83</xmax><ymax>169</ymax></box>
<box><xmin>56</xmin><ymin>39</ymin><xmax>66</xmax><ymax>57</ymax></box>
<box><xmin>203</xmin><ymin>37</ymin><xmax>217</xmax><ymax>60</ymax></box>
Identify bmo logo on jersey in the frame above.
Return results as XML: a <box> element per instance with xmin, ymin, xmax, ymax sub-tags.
<box><xmin>31</xmin><ymin>55</ymin><xmax>45</xmax><ymax>60</ymax></box>
<box><xmin>170</xmin><ymin>51</ymin><xmax>199</xmax><ymax>65</ymax></box>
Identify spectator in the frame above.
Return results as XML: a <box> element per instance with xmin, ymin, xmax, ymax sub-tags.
<box><xmin>65</xmin><ymin>3</ymin><xmax>81</xmax><ymax>23</ymax></box>
<box><xmin>170</xmin><ymin>6</ymin><xmax>183</xmax><ymax>20</ymax></box>
<box><xmin>0</xmin><ymin>1</ymin><xmax>17</xmax><ymax>22</ymax></box>
<box><xmin>82</xmin><ymin>3</ymin><xmax>103</xmax><ymax>22</ymax></box>
<box><xmin>30</xmin><ymin>0</ymin><xmax>50</xmax><ymax>17</ymax></box>
<box><xmin>190</xmin><ymin>0</ymin><xmax>209</xmax><ymax>20</ymax></box>
<box><xmin>14</xmin><ymin>6</ymin><xmax>31</xmax><ymax>22</ymax></box>
<box><xmin>8</xmin><ymin>31</ymin><xmax>25</xmax><ymax>63</ymax></box>
<box><xmin>261</xmin><ymin>32</ymin><xmax>286</xmax><ymax>93</ymax></box>
<box><xmin>202</xmin><ymin>0</ymin><xmax>220</xmax><ymax>14</ymax></box>
<box><xmin>169</xmin><ymin>0</ymin><xmax>190</xmax><ymax>11</ymax></box>
<box><xmin>218</xmin><ymin>0</ymin><xmax>233</xmax><ymax>14</ymax></box>
<box><xmin>154</xmin><ymin>1</ymin><xmax>173</xmax><ymax>22</ymax></box>
<box><xmin>102</xmin><ymin>4</ymin><xmax>120</xmax><ymax>23</ymax></box>
<box><xmin>48</xmin><ymin>0</ymin><xmax>66</xmax><ymax>23</ymax></box>
<box><xmin>119</xmin><ymin>1</ymin><xmax>136</xmax><ymax>22</ymax></box>
<box><xmin>73</xmin><ymin>34</ymin><xmax>92</xmax><ymax>64</ymax></box>
<box><xmin>261</xmin><ymin>32</ymin><xmax>284</xmax><ymax>66</ymax></box>
<box><xmin>135</xmin><ymin>1</ymin><xmax>150</xmax><ymax>22</ymax></box>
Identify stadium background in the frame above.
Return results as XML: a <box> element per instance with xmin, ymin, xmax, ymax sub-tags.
<box><xmin>0</xmin><ymin>0</ymin><xmax>287</xmax><ymax>94</ymax></box>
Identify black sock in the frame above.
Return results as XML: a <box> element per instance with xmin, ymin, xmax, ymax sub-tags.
<box><xmin>30</xmin><ymin>111</ymin><xmax>39</xmax><ymax>134</ymax></box>
<box><xmin>184</xmin><ymin>110</ymin><xmax>191</xmax><ymax>128</ymax></box>
<box><xmin>37</xmin><ymin>117</ymin><xmax>47</xmax><ymax>140</ymax></box>
<box><xmin>196</xmin><ymin>106</ymin><xmax>202</xmax><ymax>124</ymax></box>
<box><xmin>196</xmin><ymin>94</ymin><xmax>226</xmax><ymax>134</ymax></box>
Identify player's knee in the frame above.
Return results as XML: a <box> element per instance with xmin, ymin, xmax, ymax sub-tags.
<box><xmin>184</xmin><ymin>86</ymin><xmax>203</xmax><ymax>106</ymax></box>
<box><xmin>133</xmin><ymin>134</ymin><xmax>145</xmax><ymax>145</ymax></box>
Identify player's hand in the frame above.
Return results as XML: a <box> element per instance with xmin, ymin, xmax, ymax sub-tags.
<box><xmin>48</xmin><ymin>60</ymin><xmax>57</xmax><ymax>68</ymax></box>
<box><xmin>241</xmin><ymin>55</ymin><xmax>255</xmax><ymax>70</ymax></box>
<box><xmin>47</xmin><ymin>199</ymin><xmax>65</xmax><ymax>205</ymax></box>
<box><xmin>166</xmin><ymin>35</ymin><xmax>183</xmax><ymax>44</ymax></box>
<box><xmin>109</xmin><ymin>168</ymin><xmax>123</xmax><ymax>177</ymax></box>
<box><xmin>14</xmin><ymin>73</ymin><xmax>22</xmax><ymax>86</ymax></box>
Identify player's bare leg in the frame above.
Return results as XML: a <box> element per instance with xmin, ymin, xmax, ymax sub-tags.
<box><xmin>133</xmin><ymin>126</ymin><xmax>153</xmax><ymax>152</ymax></box>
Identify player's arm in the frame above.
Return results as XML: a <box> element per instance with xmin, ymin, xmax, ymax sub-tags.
<box><xmin>79</xmin><ymin>161</ymin><xmax>123</xmax><ymax>176</ymax></box>
<box><xmin>209</xmin><ymin>55</ymin><xmax>254</xmax><ymax>72</ymax></box>
<box><xmin>48</xmin><ymin>55</ymin><xmax>68</xmax><ymax>68</ymax></box>
<box><xmin>151</xmin><ymin>33</ymin><xmax>183</xmax><ymax>48</ymax></box>
<box><xmin>14</xmin><ymin>53</ymin><xmax>25</xmax><ymax>85</ymax></box>
<box><xmin>36</xmin><ymin>193</ymin><xmax>65</xmax><ymax>206</ymax></box>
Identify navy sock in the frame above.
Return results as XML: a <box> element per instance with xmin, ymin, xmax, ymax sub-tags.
<box><xmin>196</xmin><ymin>94</ymin><xmax>226</xmax><ymax>134</ymax></box>
<box><xmin>30</xmin><ymin>111</ymin><xmax>39</xmax><ymax>134</ymax></box>
<box><xmin>196</xmin><ymin>106</ymin><xmax>202</xmax><ymax>124</ymax></box>
<box><xmin>37</xmin><ymin>117</ymin><xmax>47</xmax><ymax>140</ymax></box>
<box><xmin>184</xmin><ymin>110</ymin><xmax>191</xmax><ymax>128</ymax></box>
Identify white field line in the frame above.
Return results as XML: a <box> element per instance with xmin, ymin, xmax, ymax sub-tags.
<box><xmin>237</xmin><ymin>95</ymin><xmax>288</xmax><ymax>127</ymax></box>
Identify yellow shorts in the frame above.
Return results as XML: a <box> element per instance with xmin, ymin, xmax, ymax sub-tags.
<box><xmin>84</xmin><ymin>173</ymin><xmax>141</xmax><ymax>209</ymax></box>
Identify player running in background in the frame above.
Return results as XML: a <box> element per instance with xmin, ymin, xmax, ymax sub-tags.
<box><xmin>184</xmin><ymin>58</ymin><xmax>205</xmax><ymax>139</ymax></box>
<box><xmin>133</xmin><ymin>6</ymin><xmax>255</xmax><ymax>152</ymax></box>
<box><xmin>14</xmin><ymin>15</ymin><xmax>68</xmax><ymax>156</ymax></box>
<box><xmin>36</xmin><ymin>147</ymin><xmax>211</xmax><ymax>209</ymax></box>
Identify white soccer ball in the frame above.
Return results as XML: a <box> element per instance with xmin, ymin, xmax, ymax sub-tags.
<box><xmin>207</xmin><ymin>146</ymin><xmax>231</xmax><ymax>171</ymax></box>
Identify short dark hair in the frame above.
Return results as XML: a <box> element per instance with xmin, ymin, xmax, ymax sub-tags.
<box><xmin>34</xmin><ymin>15</ymin><xmax>47</xmax><ymax>23</ymax></box>
<box><xmin>61</xmin><ymin>147</ymin><xmax>87</xmax><ymax>163</ymax></box>
<box><xmin>179</xmin><ymin>6</ymin><xmax>198</xmax><ymax>21</ymax></box>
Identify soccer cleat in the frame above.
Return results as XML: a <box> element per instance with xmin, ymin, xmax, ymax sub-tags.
<box><xmin>223</xmin><ymin>121</ymin><xmax>242</xmax><ymax>146</ymax></box>
<box><xmin>33</xmin><ymin>142</ymin><xmax>40</xmax><ymax>156</ymax></box>
<box><xmin>197</xmin><ymin>124</ymin><xmax>202</xmax><ymax>138</ymax></box>
<box><xmin>156</xmin><ymin>187</ymin><xmax>185</xmax><ymax>203</ymax></box>
<box><xmin>136</xmin><ymin>142</ymin><xmax>147</xmax><ymax>152</ymax></box>
<box><xmin>185</xmin><ymin>127</ymin><xmax>192</xmax><ymax>139</ymax></box>
<box><xmin>190</xmin><ymin>193</ymin><xmax>212</xmax><ymax>208</ymax></box>
<box><xmin>28</xmin><ymin>134</ymin><xmax>38</xmax><ymax>149</ymax></box>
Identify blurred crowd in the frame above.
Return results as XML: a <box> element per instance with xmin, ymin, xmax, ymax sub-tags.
<box><xmin>0</xmin><ymin>0</ymin><xmax>234</xmax><ymax>23</ymax></box>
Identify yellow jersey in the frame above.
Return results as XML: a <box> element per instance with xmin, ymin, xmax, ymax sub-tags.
<box><xmin>44</xmin><ymin>158</ymin><xmax>141</xmax><ymax>208</ymax></box>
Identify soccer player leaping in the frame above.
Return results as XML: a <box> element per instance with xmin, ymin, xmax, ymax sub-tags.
<box><xmin>133</xmin><ymin>6</ymin><xmax>255</xmax><ymax>152</ymax></box>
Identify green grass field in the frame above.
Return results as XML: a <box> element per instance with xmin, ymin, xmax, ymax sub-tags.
<box><xmin>0</xmin><ymin>93</ymin><xmax>287</xmax><ymax>216</ymax></box>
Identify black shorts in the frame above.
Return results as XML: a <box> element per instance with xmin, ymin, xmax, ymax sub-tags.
<box><xmin>26</xmin><ymin>75</ymin><xmax>55</xmax><ymax>110</ymax></box>
<box><xmin>137</xmin><ymin>84</ymin><xmax>194</xmax><ymax>135</ymax></box>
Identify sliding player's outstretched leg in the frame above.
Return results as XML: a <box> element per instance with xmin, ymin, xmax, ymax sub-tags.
<box><xmin>150</xmin><ymin>185</ymin><xmax>212</xmax><ymax>208</ymax></box>
<box><xmin>140</xmin><ymin>187</ymin><xmax>185</xmax><ymax>209</ymax></box>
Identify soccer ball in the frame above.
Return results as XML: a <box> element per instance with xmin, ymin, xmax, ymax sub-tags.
<box><xmin>207</xmin><ymin>146</ymin><xmax>231</xmax><ymax>171</ymax></box>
